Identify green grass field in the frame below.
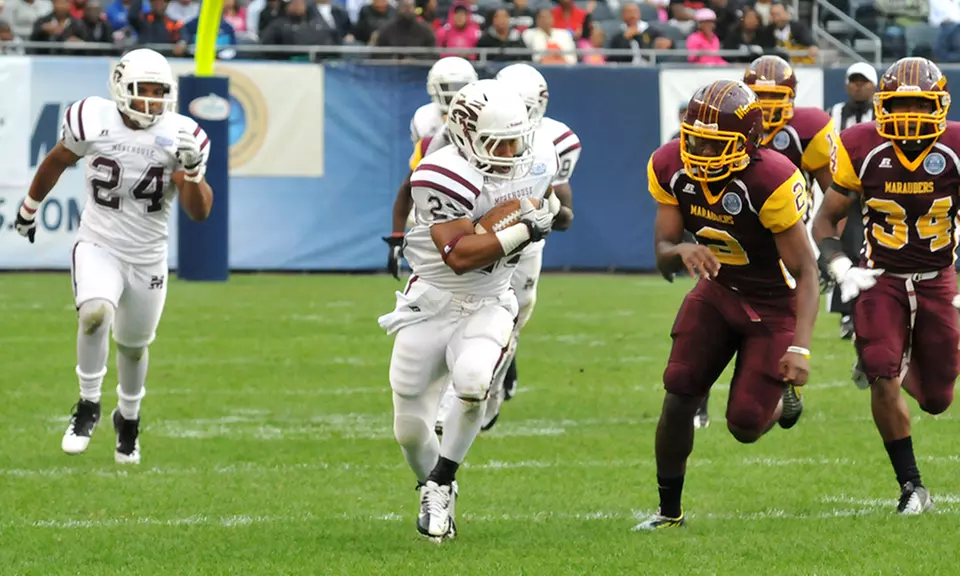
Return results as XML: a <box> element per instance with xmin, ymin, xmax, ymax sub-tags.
<box><xmin>2</xmin><ymin>273</ymin><xmax>958</xmax><ymax>575</ymax></box>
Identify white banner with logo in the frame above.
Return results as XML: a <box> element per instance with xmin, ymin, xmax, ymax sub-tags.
<box><xmin>165</xmin><ymin>61</ymin><xmax>326</xmax><ymax>177</ymax></box>
<box><xmin>658</xmin><ymin>67</ymin><xmax>824</xmax><ymax>144</ymax></box>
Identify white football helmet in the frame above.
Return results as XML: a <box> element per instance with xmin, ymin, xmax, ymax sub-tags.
<box><xmin>427</xmin><ymin>57</ymin><xmax>479</xmax><ymax>115</ymax></box>
<box><xmin>495</xmin><ymin>63</ymin><xmax>549</xmax><ymax>125</ymax></box>
<box><xmin>110</xmin><ymin>48</ymin><xmax>177</xmax><ymax>129</ymax></box>
<box><xmin>446</xmin><ymin>79</ymin><xmax>535</xmax><ymax>180</ymax></box>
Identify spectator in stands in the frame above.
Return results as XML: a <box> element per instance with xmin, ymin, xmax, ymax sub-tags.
<box><xmin>508</xmin><ymin>0</ymin><xmax>535</xmax><ymax>33</ymax></box>
<box><xmin>447</xmin><ymin>0</ymin><xmax>485</xmax><ymax>28</ymax></box>
<box><xmin>81</xmin><ymin>0</ymin><xmax>112</xmax><ymax>42</ymax></box>
<box><xmin>932</xmin><ymin>0</ymin><xmax>960</xmax><ymax>61</ymax></box>
<box><xmin>181</xmin><ymin>11</ymin><xmax>236</xmax><ymax>47</ymax></box>
<box><xmin>7</xmin><ymin>0</ymin><xmax>53</xmax><ymax>38</ymax></box>
<box><xmin>104</xmin><ymin>0</ymin><xmax>136</xmax><ymax>32</ymax></box>
<box><xmin>221</xmin><ymin>0</ymin><xmax>248</xmax><ymax>34</ymax></box>
<box><xmin>649</xmin><ymin>0</ymin><xmax>670</xmax><ymax>22</ymax></box>
<box><xmin>437</xmin><ymin>2</ymin><xmax>480</xmax><ymax>58</ymax></box>
<box><xmin>766</xmin><ymin>1</ymin><xmax>817</xmax><ymax>63</ymax></box>
<box><xmin>476</xmin><ymin>7</ymin><xmax>528</xmax><ymax>60</ymax></box>
<box><xmin>607</xmin><ymin>2</ymin><xmax>671</xmax><ymax>64</ymax></box>
<box><xmin>552</xmin><ymin>0</ymin><xmax>588</xmax><ymax>38</ymax></box>
<box><xmin>579</xmin><ymin>21</ymin><xmax>605</xmax><ymax>64</ymax></box>
<box><xmin>416</xmin><ymin>0</ymin><xmax>442</xmax><ymax>33</ymax></box>
<box><xmin>686</xmin><ymin>8</ymin><xmax>725</xmax><ymax>64</ymax></box>
<box><xmin>706</xmin><ymin>0</ymin><xmax>737</xmax><ymax>42</ymax></box>
<box><xmin>523</xmin><ymin>7</ymin><xmax>576</xmax><ymax>63</ymax></box>
<box><xmin>374</xmin><ymin>0</ymin><xmax>435</xmax><ymax>54</ymax></box>
<box><xmin>314</xmin><ymin>0</ymin><xmax>351</xmax><ymax>43</ymax></box>
<box><xmin>70</xmin><ymin>0</ymin><xmax>85</xmax><ymax>20</ymax></box>
<box><xmin>30</xmin><ymin>0</ymin><xmax>88</xmax><ymax>44</ymax></box>
<box><xmin>354</xmin><ymin>0</ymin><xmax>393</xmax><ymax>44</ymax></box>
<box><xmin>128</xmin><ymin>0</ymin><xmax>184</xmax><ymax>53</ymax></box>
<box><xmin>163</xmin><ymin>0</ymin><xmax>194</xmax><ymax>22</ymax></box>
<box><xmin>259</xmin><ymin>0</ymin><xmax>337</xmax><ymax>56</ymax></box>
<box><xmin>669</xmin><ymin>0</ymin><xmax>705</xmax><ymax>34</ymax></box>
<box><xmin>1</xmin><ymin>18</ymin><xmax>27</xmax><ymax>50</ymax></box>
<box><xmin>721</xmin><ymin>5</ymin><xmax>772</xmax><ymax>61</ymax></box>
<box><xmin>254</xmin><ymin>0</ymin><xmax>281</xmax><ymax>36</ymax></box>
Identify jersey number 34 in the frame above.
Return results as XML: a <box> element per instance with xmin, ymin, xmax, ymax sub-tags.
<box><xmin>90</xmin><ymin>156</ymin><xmax>166</xmax><ymax>214</ymax></box>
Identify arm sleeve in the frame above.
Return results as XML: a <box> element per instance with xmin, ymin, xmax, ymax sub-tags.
<box><xmin>800</xmin><ymin>118</ymin><xmax>836</xmax><ymax>172</ymax></box>
<box><xmin>759</xmin><ymin>168</ymin><xmax>807</xmax><ymax>233</ymax></box>
<box><xmin>60</xmin><ymin>98</ymin><xmax>93</xmax><ymax>157</ymax></box>
<box><xmin>831</xmin><ymin>131</ymin><xmax>863</xmax><ymax>193</ymax></box>
<box><xmin>410</xmin><ymin>163</ymin><xmax>481</xmax><ymax>224</ymax></box>
<box><xmin>553</xmin><ymin>129</ymin><xmax>581</xmax><ymax>185</ymax></box>
<box><xmin>647</xmin><ymin>153</ymin><xmax>678</xmax><ymax>206</ymax></box>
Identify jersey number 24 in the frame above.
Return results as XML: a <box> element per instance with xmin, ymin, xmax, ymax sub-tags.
<box><xmin>90</xmin><ymin>157</ymin><xmax>166</xmax><ymax>213</ymax></box>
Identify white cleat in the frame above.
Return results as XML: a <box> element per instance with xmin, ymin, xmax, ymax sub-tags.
<box><xmin>417</xmin><ymin>480</ymin><xmax>458</xmax><ymax>541</ymax></box>
<box><xmin>897</xmin><ymin>482</ymin><xmax>933</xmax><ymax>515</ymax></box>
<box><xmin>61</xmin><ymin>400</ymin><xmax>101</xmax><ymax>455</ymax></box>
<box><xmin>112</xmin><ymin>409</ymin><xmax>141</xmax><ymax>465</ymax></box>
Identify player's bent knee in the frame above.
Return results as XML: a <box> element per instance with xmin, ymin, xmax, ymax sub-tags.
<box><xmin>394</xmin><ymin>413</ymin><xmax>432</xmax><ymax>448</ymax></box>
<box><xmin>727</xmin><ymin>423</ymin><xmax>763</xmax><ymax>444</ymax></box>
<box><xmin>78</xmin><ymin>299</ymin><xmax>115</xmax><ymax>335</ymax></box>
<box><xmin>726</xmin><ymin>402</ymin><xmax>769</xmax><ymax>443</ymax></box>
<box><xmin>452</xmin><ymin>354</ymin><xmax>495</xmax><ymax>402</ymax></box>
<box><xmin>116</xmin><ymin>343</ymin><xmax>147</xmax><ymax>361</ymax></box>
<box><xmin>859</xmin><ymin>346</ymin><xmax>899</xmax><ymax>382</ymax></box>
<box><xmin>662</xmin><ymin>363</ymin><xmax>704</xmax><ymax>398</ymax></box>
<box><xmin>920</xmin><ymin>389</ymin><xmax>954</xmax><ymax>415</ymax></box>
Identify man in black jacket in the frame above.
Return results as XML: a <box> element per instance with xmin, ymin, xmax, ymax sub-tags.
<box><xmin>476</xmin><ymin>8</ymin><xmax>527</xmax><ymax>60</ymax></box>
<box><xmin>374</xmin><ymin>0</ymin><xmax>435</xmax><ymax>56</ymax></box>
<box><xmin>259</xmin><ymin>0</ymin><xmax>339</xmax><ymax>59</ymax></box>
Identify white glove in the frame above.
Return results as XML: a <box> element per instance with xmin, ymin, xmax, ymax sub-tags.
<box><xmin>829</xmin><ymin>256</ymin><xmax>884</xmax><ymax>303</ymax></box>
<box><xmin>176</xmin><ymin>128</ymin><xmax>205</xmax><ymax>182</ymax></box>
<box><xmin>520</xmin><ymin>197</ymin><xmax>555</xmax><ymax>242</ymax></box>
<box><xmin>545</xmin><ymin>190</ymin><xmax>562</xmax><ymax>217</ymax></box>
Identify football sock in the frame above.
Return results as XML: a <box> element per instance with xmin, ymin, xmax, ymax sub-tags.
<box><xmin>439</xmin><ymin>397</ymin><xmax>483</xmax><ymax>465</ymax></box>
<box><xmin>657</xmin><ymin>474</ymin><xmax>685</xmax><ymax>518</ymax></box>
<box><xmin>116</xmin><ymin>345</ymin><xmax>148</xmax><ymax>420</ymax></box>
<box><xmin>428</xmin><ymin>456</ymin><xmax>460</xmax><ymax>486</ymax></box>
<box><xmin>884</xmin><ymin>436</ymin><xmax>922</xmax><ymax>487</ymax></box>
<box><xmin>76</xmin><ymin>299</ymin><xmax>114</xmax><ymax>403</ymax></box>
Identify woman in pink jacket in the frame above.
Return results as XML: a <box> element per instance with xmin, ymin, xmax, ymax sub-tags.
<box><xmin>437</xmin><ymin>2</ymin><xmax>481</xmax><ymax>59</ymax></box>
<box><xmin>686</xmin><ymin>8</ymin><xmax>726</xmax><ymax>65</ymax></box>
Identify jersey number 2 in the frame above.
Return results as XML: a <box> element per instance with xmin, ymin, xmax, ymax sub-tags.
<box><xmin>90</xmin><ymin>157</ymin><xmax>166</xmax><ymax>214</ymax></box>
<box><xmin>695</xmin><ymin>226</ymin><xmax>750</xmax><ymax>266</ymax></box>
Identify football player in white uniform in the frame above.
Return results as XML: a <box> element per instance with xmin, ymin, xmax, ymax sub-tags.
<box><xmin>15</xmin><ymin>49</ymin><xmax>213</xmax><ymax>465</ymax></box>
<box><xmin>384</xmin><ymin>57</ymin><xmax>478</xmax><ymax>280</ymax></box>
<box><xmin>378</xmin><ymin>79</ymin><xmax>561</xmax><ymax>541</ymax></box>
<box><xmin>435</xmin><ymin>63</ymin><xmax>581</xmax><ymax>432</ymax></box>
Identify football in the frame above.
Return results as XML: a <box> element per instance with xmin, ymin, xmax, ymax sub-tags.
<box><xmin>474</xmin><ymin>198</ymin><xmax>541</xmax><ymax>234</ymax></box>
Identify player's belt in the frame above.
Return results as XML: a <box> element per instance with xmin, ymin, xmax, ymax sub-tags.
<box><xmin>887</xmin><ymin>270</ymin><xmax>941</xmax><ymax>282</ymax></box>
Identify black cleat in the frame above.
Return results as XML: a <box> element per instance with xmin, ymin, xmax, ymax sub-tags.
<box><xmin>779</xmin><ymin>384</ymin><xmax>803</xmax><ymax>429</ymax></box>
<box><xmin>503</xmin><ymin>358</ymin><xmax>518</xmax><ymax>401</ymax></box>
<box><xmin>111</xmin><ymin>409</ymin><xmax>141</xmax><ymax>464</ymax></box>
<box><xmin>61</xmin><ymin>399</ymin><xmax>101</xmax><ymax>454</ymax></box>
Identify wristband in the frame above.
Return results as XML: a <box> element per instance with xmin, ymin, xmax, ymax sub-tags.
<box><xmin>495</xmin><ymin>223</ymin><xmax>531</xmax><ymax>255</ymax></box>
<box><xmin>787</xmin><ymin>346</ymin><xmax>810</xmax><ymax>359</ymax></box>
<box><xmin>183</xmin><ymin>165</ymin><xmax>205</xmax><ymax>183</ymax></box>
<box><xmin>22</xmin><ymin>196</ymin><xmax>41</xmax><ymax>213</ymax></box>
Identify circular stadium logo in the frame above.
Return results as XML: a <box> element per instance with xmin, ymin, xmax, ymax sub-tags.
<box><xmin>923</xmin><ymin>152</ymin><xmax>946</xmax><ymax>176</ymax></box>
<box><xmin>722</xmin><ymin>192</ymin><xmax>742</xmax><ymax>215</ymax></box>
<box><xmin>772</xmin><ymin>131</ymin><xmax>790</xmax><ymax>151</ymax></box>
<box><xmin>218</xmin><ymin>65</ymin><xmax>268</xmax><ymax>170</ymax></box>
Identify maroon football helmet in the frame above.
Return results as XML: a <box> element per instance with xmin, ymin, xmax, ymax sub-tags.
<box><xmin>874</xmin><ymin>57</ymin><xmax>949</xmax><ymax>143</ymax></box>
<box><xmin>743</xmin><ymin>55</ymin><xmax>797</xmax><ymax>143</ymax></box>
<box><xmin>680</xmin><ymin>79</ymin><xmax>764</xmax><ymax>182</ymax></box>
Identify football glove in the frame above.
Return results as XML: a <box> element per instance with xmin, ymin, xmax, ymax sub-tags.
<box><xmin>176</xmin><ymin>128</ymin><xmax>205</xmax><ymax>183</ymax></box>
<box><xmin>829</xmin><ymin>256</ymin><xmax>883</xmax><ymax>303</ymax></box>
<box><xmin>383</xmin><ymin>233</ymin><xmax>405</xmax><ymax>280</ymax></box>
<box><xmin>15</xmin><ymin>198</ymin><xmax>38</xmax><ymax>244</ymax></box>
<box><xmin>520</xmin><ymin>195</ymin><xmax>560</xmax><ymax>243</ymax></box>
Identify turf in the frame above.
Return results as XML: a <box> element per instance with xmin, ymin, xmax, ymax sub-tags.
<box><xmin>1</xmin><ymin>273</ymin><xmax>958</xmax><ymax>575</ymax></box>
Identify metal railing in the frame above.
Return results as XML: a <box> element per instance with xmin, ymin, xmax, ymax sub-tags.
<box><xmin>811</xmin><ymin>0</ymin><xmax>883</xmax><ymax>64</ymax></box>
<box><xmin>0</xmin><ymin>40</ymin><xmax>816</xmax><ymax>66</ymax></box>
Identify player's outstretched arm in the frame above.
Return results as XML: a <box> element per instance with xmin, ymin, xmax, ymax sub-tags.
<box><xmin>653</xmin><ymin>203</ymin><xmax>719</xmax><ymax>281</ymax></box>
<box><xmin>774</xmin><ymin>221</ymin><xmax>819</xmax><ymax>385</ymax></box>
<box><xmin>812</xmin><ymin>186</ymin><xmax>856</xmax><ymax>262</ymax></box>
<box><xmin>173</xmin><ymin>172</ymin><xmax>213</xmax><ymax>221</ymax></box>
<box><xmin>552</xmin><ymin>183</ymin><xmax>574</xmax><ymax>231</ymax></box>
<box><xmin>16</xmin><ymin>143</ymin><xmax>81</xmax><ymax>243</ymax></box>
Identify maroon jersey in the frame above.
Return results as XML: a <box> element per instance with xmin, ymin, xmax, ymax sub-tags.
<box><xmin>648</xmin><ymin>140</ymin><xmax>808</xmax><ymax>298</ymax></box>
<box><xmin>832</xmin><ymin>121</ymin><xmax>960</xmax><ymax>273</ymax></box>
<box><xmin>763</xmin><ymin>107</ymin><xmax>835</xmax><ymax>175</ymax></box>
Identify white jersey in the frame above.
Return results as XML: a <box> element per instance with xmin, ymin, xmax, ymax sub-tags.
<box><xmin>409</xmin><ymin>102</ymin><xmax>444</xmax><ymax>143</ymax></box>
<box><xmin>60</xmin><ymin>96</ymin><xmax>210</xmax><ymax>265</ymax></box>
<box><xmin>539</xmin><ymin>116</ymin><xmax>581</xmax><ymax>186</ymax></box>
<box><xmin>404</xmin><ymin>137</ymin><xmax>559</xmax><ymax>296</ymax></box>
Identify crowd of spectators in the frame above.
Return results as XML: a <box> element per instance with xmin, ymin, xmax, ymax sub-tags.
<box><xmin>0</xmin><ymin>0</ymin><xmax>818</xmax><ymax>62</ymax></box>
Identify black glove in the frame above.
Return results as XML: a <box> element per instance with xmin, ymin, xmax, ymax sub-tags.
<box><xmin>15</xmin><ymin>205</ymin><xmax>37</xmax><ymax>244</ymax></box>
<box><xmin>383</xmin><ymin>233</ymin><xmax>405</xmax><ymax>280</ymax></box>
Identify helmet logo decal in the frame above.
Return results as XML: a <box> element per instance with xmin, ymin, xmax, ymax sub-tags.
<box><xmin>734</xmin><ymin>101</ymin><xmax>761</xmax><ymax>119</ymax></box>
